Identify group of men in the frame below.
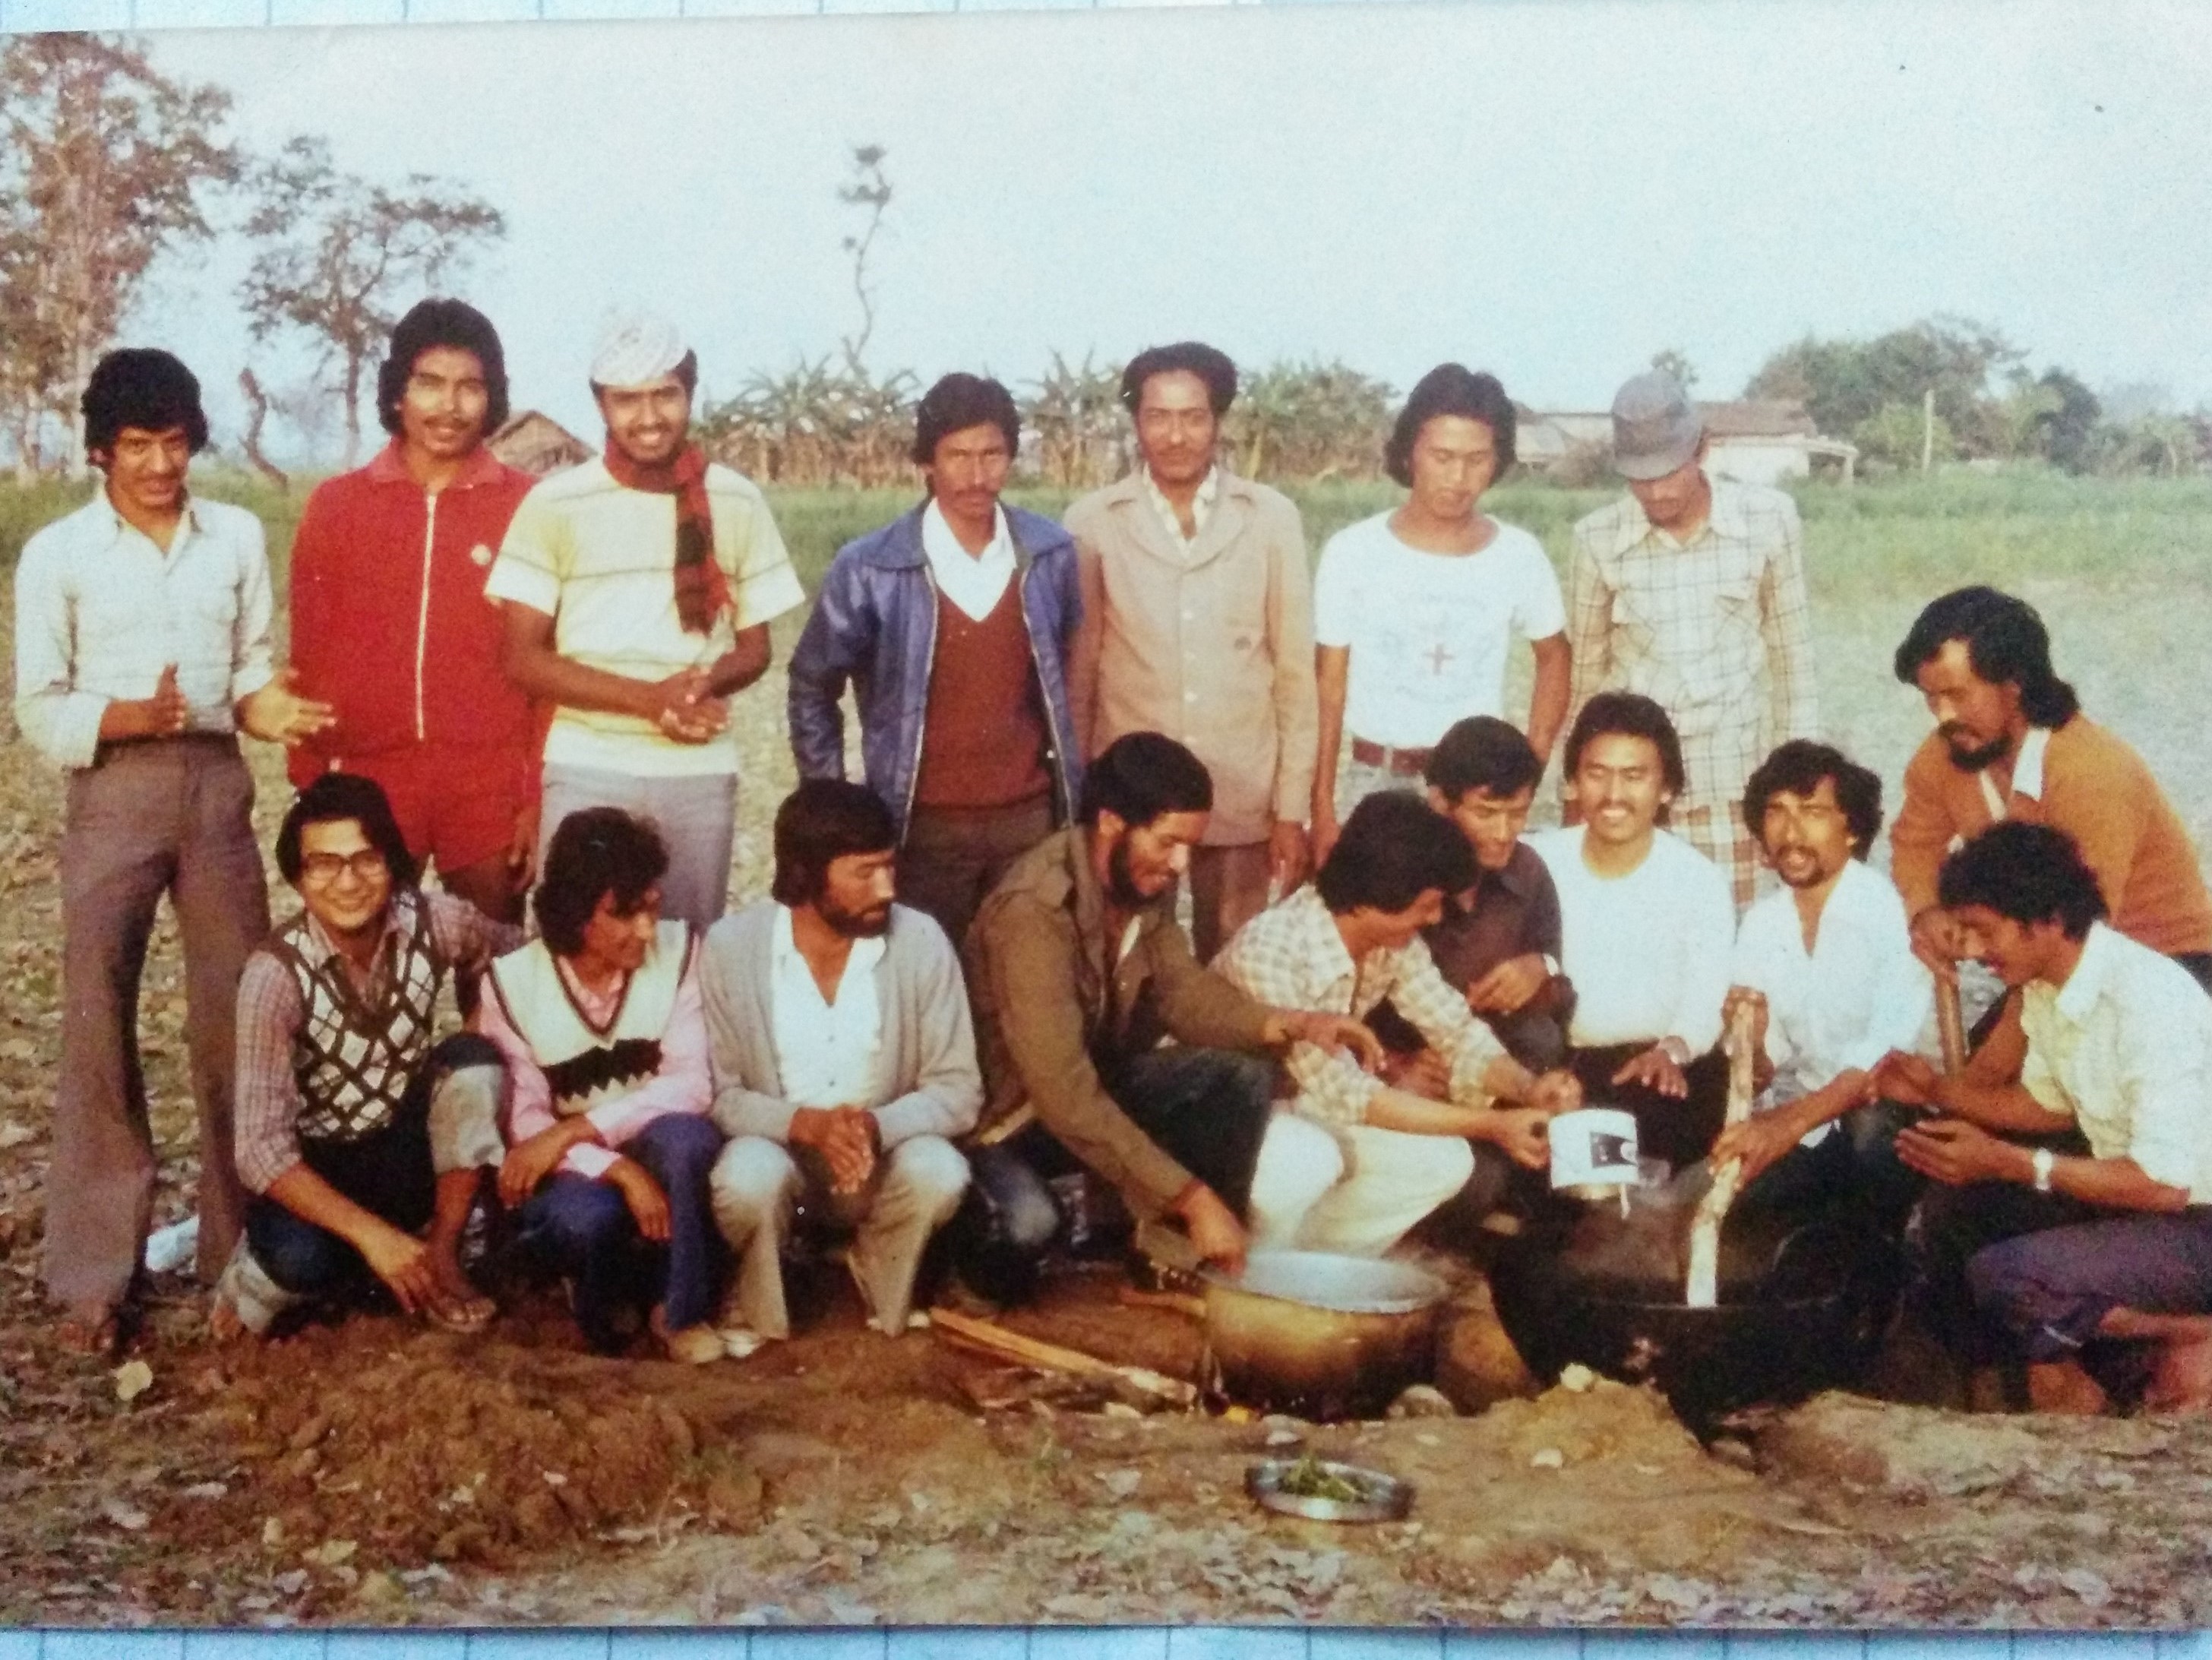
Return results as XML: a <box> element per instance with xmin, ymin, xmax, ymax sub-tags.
<box><xmin>14</xmin><ymin>299</ymin><xmax>2212</xmax><ymax>1415</ymax></box>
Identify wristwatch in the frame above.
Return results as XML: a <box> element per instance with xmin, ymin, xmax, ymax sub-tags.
<box><xmin>2031</xmin><ymin>1147</ymin><xmax>2056</xmax><ymax>1193</ymax></box>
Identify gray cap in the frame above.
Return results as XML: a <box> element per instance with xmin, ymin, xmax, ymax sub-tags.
<box><xmin>1610</xmin><ymin>372</ymin><xmax>1703</xmax><ymax>480</ymax></box>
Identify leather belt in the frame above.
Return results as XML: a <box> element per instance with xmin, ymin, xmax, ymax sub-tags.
<box><xmin>1349</xmin><ymin>736</ymin><xmax>1433</xmax><ymax>778</ymax></box>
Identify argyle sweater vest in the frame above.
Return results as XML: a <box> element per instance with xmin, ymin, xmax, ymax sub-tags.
<box><xmin>265</xmin><ymin>892</ymin><xmax>445</xmax><ymax>1144</ymax></box>
<box><xmin>485</xmin><ymin>921</ymin><xmax>693</xmax><ymax>1116</ymax></box>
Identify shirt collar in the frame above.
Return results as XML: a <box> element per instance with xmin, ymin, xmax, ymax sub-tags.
<box><xmin>2011</xmin><ymin>726</ymin><xmax>2053</xmax><ymax>801</ymax></box>
<box><xmin>2050</xmin><ymin>920</ymin><xmax>2119</xmax><ymax>1023</ymax></box>
<box><xmin>1604</xmin><ymin>470</ymin><xmax>1742</xmax><ymax>555</ymax></box>
<box><xmin>772</xmin><ymin>904</ymin><xmax>886</xmax><ymax>987</ymax></box>
<box><xmin>365</xmin><ymin>438</ymin><xmax>508</xmax><ymax>491</ymax></box>
<box><xmin>1142</xmin><ymin>465</ymin><xmax>1218</xmax><ymax>545</ymax></box>
<box><xmin>99</xmin><ymin>492</ymin><xmax>201</xmax><ymax>548</ymax></box>
<box><xmin>294</xmin><ymin>892</ymin><xmax>411</xmax><ymax>970</ymax></box>
<box><xmin>921</xmin><ymin>498</ymin><xmax>1012</xmax><ymax>570</ymax></box>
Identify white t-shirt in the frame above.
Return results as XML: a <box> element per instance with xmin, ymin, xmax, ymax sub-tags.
<box><xmin>1530</xmin><ymin>824</ymin><xmax>1733</xmax><ymax>1055</ymax></box>
<box><xmin>1731</xmin><ymin>858</ymin><xmax>1932</xmax><ymax>1111</ymax></box>
<box><xmin>1312</xmin><ymin>512</ymin><xmax>1565</xmax><ymax>750</ymax></box>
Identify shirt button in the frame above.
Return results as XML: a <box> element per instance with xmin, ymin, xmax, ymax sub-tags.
<box><xmin>1185</xmin><ymin>690</ymin><xmax>1198</xmax><ymax>702</ymax></box>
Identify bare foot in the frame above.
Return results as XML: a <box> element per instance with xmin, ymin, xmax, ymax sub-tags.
<box><xmin>2144</xmin><ymin>1334</ymin><xmax>2212</xmax><ymax>1412</ymax></box>
<box><xmin>57</xmin><ymin>1310</ymin><xmax>121</xmax><ymax>1359</ymax></box>
<box><xmin>207</xmin><ymin>1295</ymin><xmax>248</xmax><ymax>1344</ymax></box>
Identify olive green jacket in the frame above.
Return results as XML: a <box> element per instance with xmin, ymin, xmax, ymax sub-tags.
<box><xmin>966</xmin><ymin>826</ymin><xmax>1277</xmax><ymax>1218</ymax></box>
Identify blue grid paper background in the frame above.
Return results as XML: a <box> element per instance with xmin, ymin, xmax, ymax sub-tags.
<box><xmin>0</xmin><ymin>0</ymin><xmax>2202</xmax><ymax>1654</ymax></box>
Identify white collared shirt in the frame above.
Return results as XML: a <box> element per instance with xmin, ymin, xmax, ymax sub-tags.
<box><xmin>1732</xmin><ymin>859</ymin><xmax>1933</xmax><ymax>1120</ymax></box>
<box><xmin>12</xmin><ymin>492</ymin><xmax>278</xmax><ymax>770</ymax></box>
<box><xmin>768</xmin><ymin>905</ymin><xmax>886</xmax><ymax>1109</ymax></box>
<box><xmin>1977</xmin><ymin>726</ymin><xmax>2054</xmax><ymax>822</ymax></box>
<box><xmin>1142</xmin><ymin>465</ymin><xmax>1220</xmax><ymax>558</ymax></box>
<box><xmin>921</xmin><ymin>500</ymin><xmax>1017</xmax><ymax>623</ymax></box>
<box><xmin>2019</xmin><ymin>922</ymin><xmax>2212</xmax><ymax>1203</ymax></box>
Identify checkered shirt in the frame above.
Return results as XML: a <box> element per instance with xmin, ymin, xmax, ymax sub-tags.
<box><xmin>1214</xmin><ymin>885</ymin><xmax>1505</xmax><ymax>1130</ymax></box>
<box><xmin>1142</xmin><ymin>465</ymin><xmax>1220</xmax><ymax>556</ymax></box>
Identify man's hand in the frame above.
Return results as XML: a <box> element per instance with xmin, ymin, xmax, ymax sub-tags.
<box><xmin>1869</xmin><ymin>1049</ymin><xmax>1943</xmax><ymax>1109</ymax></box>
<box><xmin>790</xmin><ymin>1105</ymin><xmax>880</xmax><ymax>1195</ymax></box>
<box><xmin>1895</xmin><ymin>1117</ymin><xmax>2025</xmax><ymax>1188</ymax></box>
<box><xmin>1711</xmin><ymin>1111</ymin><xmax>1805</xmax><ymax>1187</ymax></box>
<box><xmin>356</xmin><ymin>1220</ymin><xmax>439</xmax><ymax>1314</ymax></box>
<box><xmin>649</xmin><ymin>667</ymin><xmax>729</xmax><ymax>743</ymax></box>
<box><xmin>498</xmin><ymin>1117</ymin><xmax>600</xmax><ymax>1207</ymax></box>
<box><xmin>1310</xmin><ymin>806</ymin><xmax>1342</xmax><ymax>871</ymax></box>
<box><xmin>1275</xmin><ymin>1010</ymin><xmax>1385</xmax><ymax>1073</ymax></box>
<box><xmin>100</xmin><ymin>663</ymin><xmax>190</xmax><ymax>742</ymax></box>
<box><xmin>1525</xmin><ymin>1069</ymin><xmax>1582</xmax><ymax>1116</ymax></box>
<box><xmin>1910</xmin><ymin>906</ymin><xmax>1967</xmax><ymax>984</ymax></box>
<box><xmin>605</xmin><ymin>1156</ymin><xmax>672</xmax><ymax>1241</ymax></box>
<box><xmin>1269</xmin><ymin>819</ymin><xmax>1311</xmax><ymax>896</ymax></box>
<box><xmin>1487</xmin><ymin>1105</ymin><xmax>1553</xmax><ymax>1170</ymax></box>
<box><xmin>1613</xmin><ymin>1042</ymin><xmax>1688</xmax><ymax>1099</ymax></box>
<box><xmin>1466</xmin><ymin>953</ymin><xmax>1550</xmax><ymax>1017</ymax></box>
<box><xmin>1379</xmin><ymin>1045</ymin><xmax>1451</xmax><ymax>1100</ymax></box>
<box><xmin>1174</xmin><ymin>1182</ymin><xmax>1249</xmax><ymax>1276</ymax></box>
<box><xmin>237</xmin><ymin>668</ymin><xmax>337</xmax><ymax>747</ymax></box>
<box><xmin>507</xmin><ymin>802</ymin><xmax>539</xmax><ymax>884</ymax></box>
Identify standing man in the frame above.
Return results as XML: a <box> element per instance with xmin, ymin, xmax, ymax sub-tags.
<box><xmin>1214</xmin><ymin>792</ymin><xmax>1575</xmax><ymax>1258</ymax></box>
<box><xmin>1717</xmin><ymin>741</ymin><xmax>1932</xmax><ymax>1221</ymax></box>
<box><xmin>1528</xmin><ymin>694</ymin><xmax>1736</xmax><ymax>1171</ymax></box>
<box><xmin>13</xmin><ymin>349</ymin><xmax>333</xmax><ymax>1354</ymax></box>
<box><xmin>702</xmin><ymin>780</ymin><xmax>977</xmax><ymax>1352</ymax></box>
<box><xmin>1889</xmin><ymin>587</ymin><xmax>2212</xmax><ymax>989</ymax></box>
<box><xmin>475</xmin><ymin>808</ymin><xmax>725</xmax><ymax>1361</ymax></box>
<box><xmin>1064</xmin><ymin>342</ymin><xmax>1318</xmax><ymax>960</ymax></box>
<box><xmin>1881</xmin><ymin>823</ymin><xmax>2212</xmax><ymax>1415</ymax></box>
<box><xmin>957</xmin><ymin>732</ymin><xmax>1382</xmax><ymax>1305</ymax></box>
<box><xmin>789</xmin><ymin>373</ymin><xmax>1084</xmax><ymax>953</ymax></box>
<box><xmin>218</xmin><ymin>773</ymin><xmax>518</xmax><ymax>1339</ymax></box>
<box><xmin>488</xmin><ymin>315</ymin><xmax>806</xmax><ymax>929</ymax></box>
<box><xmin>287</xmin><ymin>299</ymin><xmax>540</xmax><ymax>925</ymax></box>
<box><xmin>1311</xmin><ymin>364</ymin><xmax>1568</xmax><ymax>865</ymax></box>
<box><xmin>1565</xmin><ymin>372</ymin><xmax>1820</xmax><ymax>907</ymax></box>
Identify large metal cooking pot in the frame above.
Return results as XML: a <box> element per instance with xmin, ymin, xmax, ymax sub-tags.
<box><xmin>1201</xmin><ymin>1250</ymin><xmax>1448</xmax><ymax>1421</ymax></box>
<box><xmin>1490</xmin><ymin>1203</ymin><xmax>1901</xmax><ymax>1433</ymax></box>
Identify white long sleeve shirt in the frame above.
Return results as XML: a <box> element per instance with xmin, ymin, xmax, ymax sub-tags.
<box><xmin>12</xmin><ymin>493</ymin><xmax>277</xmax><ymax>770</ymax></box>
<box><xmin>1731</xmin><ymin>858</ymin><xmax>1934</xmax><ymax>1114</ymax></box>
<box><xmin>1531</xmin><ymin>824</ymin><xmax>1734</xmax><ymax>1055</ymax></box>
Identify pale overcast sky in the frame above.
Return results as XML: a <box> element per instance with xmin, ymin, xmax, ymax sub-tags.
<box><xmin>134</xmin><ymin>0</ymin><xmax>2212</xmax><ymax>454</ymax></box>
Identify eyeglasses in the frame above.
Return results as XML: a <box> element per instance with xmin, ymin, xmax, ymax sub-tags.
<box><xmin>300</xmin><ymin>849</ymin><xmax>389</xmax><ymax>885</ymax></box>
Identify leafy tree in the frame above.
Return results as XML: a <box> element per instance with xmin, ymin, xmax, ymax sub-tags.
<box><xmin>1853</xmin><ymin>400</ymin><xmax>1954</xmax><ymax>472</ymax></box>
<box><xmin>0</xmin><ymin>33</ymin><xmax>238</xmax><ymax>473</ymax></box>
<box><xmin>238</xmin><ymin>134</ymin><xmax>504</xmax><ymax>466</ymax></box>
<box><xmin>1225</xmin><ymin>359</ymin><xmax>1395</xmax><ymax>482</ymax></box>
<box><xmin>2028</xmin><ymin>368</ymin><xmax>2101</xmax><ymax>473</ymax></box>
<box><xmin>1024</xmin><ymin>352</ymin><xmax>1127</xmax><ymax>489</ymax></box>
<box><xmin>1746</xmin><ymin>315</ymin><xmax>2022</xmax><ymax>458</ymax></box>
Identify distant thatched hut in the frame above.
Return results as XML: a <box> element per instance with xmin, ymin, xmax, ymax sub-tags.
<box><xmin>488</xmin><ymin>411</ymin><xmax>592</xmax><ymax>476</ymax></box>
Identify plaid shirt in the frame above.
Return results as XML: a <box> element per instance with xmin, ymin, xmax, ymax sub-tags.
<box><xmin>1142</xmin><ymin>465</ymin><xmax>1220</xmax><ymax>557</ymax></box>
<box><xmin>1565</xmin><ymin>476</ymin><xmax>1819</xmax><ymax>816</ymax></box>
<box><xmin>234</xmin><ymin>890</ymin><xmax>521</xmax><ymax>1193</ymax></box>
<box><xmin>1214</xmin><ymin>886</ymin><xmax>1504</xmax><ymax>1130</ymax></box>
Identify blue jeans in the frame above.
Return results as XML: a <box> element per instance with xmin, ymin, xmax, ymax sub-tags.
<box><xmin>952</xmin><ymin>1046</ymin><xmax>1276</xmax><ymax>1306</ymax></box>
<box><xmin>513</xmin><ymin>1112</ymin><xmax>724</xmax><ymax>1351</ymax></box>
<box><xmin>245</xmin><ymin>1033</ymin><xmax>504</xmax><ymax>1306</ymax></box>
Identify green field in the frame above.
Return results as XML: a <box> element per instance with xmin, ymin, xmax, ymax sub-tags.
<box><xmin>5</xmin><ymin>465</ymin><xmax>2210</xmax><ymax>858</ymax></box>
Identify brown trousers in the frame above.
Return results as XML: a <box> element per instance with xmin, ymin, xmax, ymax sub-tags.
<box><xmin>47</xmin><ymin>738</ymin><xmax>267</xmax><ymax>1319</ymax></box>
<box><xmin>897</xmin><ymin>795</ymin><xmax>1056</xmax><ymax>954</ymax></box>
<box><xmin>1188</xmin><ymin>840</ymin><xmax>1274</xmax><ymax>963</ymax></box>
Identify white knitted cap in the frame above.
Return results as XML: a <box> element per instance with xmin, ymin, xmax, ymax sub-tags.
<box><xmin>590</xmin><ymin>313</ymin><xmax>688</xmax><ymax>390</ymax></box>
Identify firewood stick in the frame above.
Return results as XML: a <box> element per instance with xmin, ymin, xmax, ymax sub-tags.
<box><xmin>929</xmin><ymin>1308</ymin><xmax>1197</xmax><ymax>1407</ymax></box>
<box><xmin>1686</xmin><ymin>998</ymin><xmax>1761</xmax><ymax>1309</ymax></box>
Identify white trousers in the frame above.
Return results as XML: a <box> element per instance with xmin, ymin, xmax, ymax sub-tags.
<box><xmin>710</xmin><ymin>1133</ymin><xmax>969</xmax><ymax>1339</ymax></box>
<box><xmin>1246</xmin><ymin>1110</ymin><xmax>1475</xmax><ymax>1259</ymax></box>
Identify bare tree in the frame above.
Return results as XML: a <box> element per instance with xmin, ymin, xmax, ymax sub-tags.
<box><xmin>235</xmin><ymin>368</ymin><xmax>289</xmax><ymax>491</ymax></box>
<box><xmin>239</xmin><ymin>134</ymin><xmax>504</xmax><ymax>466</ymax></box>
<box><xmin>837</xmin><ymin>144</ymin><xmax>893</xmax><ymax>377</ymax></box>
<box><xmin>0</xmin><ymin>33</ymin><xmax>238</xmax><ymax>473</ymax></box>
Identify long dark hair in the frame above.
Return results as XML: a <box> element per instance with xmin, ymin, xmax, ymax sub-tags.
<box><xmin>1893</xmin><ymin>587</ymin><xmax>2080</xmax><ymax>728</ymax></box>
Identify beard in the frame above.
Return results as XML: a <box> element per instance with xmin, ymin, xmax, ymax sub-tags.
<box><xmin>1941</xmin><ymin>724</ymin><xmax>2013</xmax><ymax>773</ymax></box>
<box><xmin>821</xmin><ymin>896</ymin><xmax>893</xmax><ymax>938</ymax></box>
<box><xmin>1105</xmin><ymin>838</ymin><xmax>1155</xmax><ymax>909</ymax></box>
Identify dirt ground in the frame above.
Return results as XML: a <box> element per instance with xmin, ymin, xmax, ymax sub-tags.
<box><xmin>3</xmin><ymin>656</ymin><xmax>2212</xmax><ymax>1633</ymax></box>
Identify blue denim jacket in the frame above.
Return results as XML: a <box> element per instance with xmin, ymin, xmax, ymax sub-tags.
<box><xmin>787</xmin><ymin>502</ymin><xmax>1085</xmax><ymax>841</ymax></box>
